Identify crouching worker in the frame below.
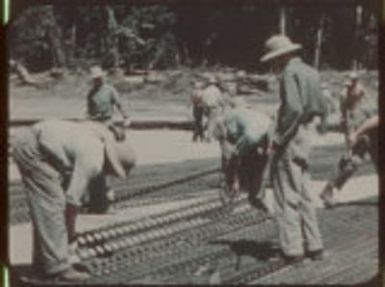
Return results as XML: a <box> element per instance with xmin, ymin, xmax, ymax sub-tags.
<box><xmin>213</xmin><ymin>97</ymin><xmax>272</xmax><ymax>210</ymax></box>
<box><xmin>12</xmin><ymin>120</ymin><xmax>136</xmax><ymax>282</ymax></box>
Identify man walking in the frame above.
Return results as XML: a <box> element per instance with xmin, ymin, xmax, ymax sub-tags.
<box><xmin>86</xmin><ymin>65</ymin><xmax>130</xmax><ymax>212</ymax></box>
<box><xmin>12</xmin><ymin>120</ymin><xmax>136</xmax><ymax>281</ymax></box>
<box><xmin>87</xmin><ymin>65</ymin><xmax>129</xmax><ymax>124</ymax></box>
<box><xmin>320</xmin><ymin>72</ymin><xmax>377</xmax><ymax>207</ymax></box>
<box><xmin>191</xmin><ymin>80</ymin><xmax>205</xmax><ymax>142</ymax></box>
<box><xmin>201</xmin><ymin>74</ymin><xmax>225</xmax><ymax>142</ymax></box>
<box><xmin>261</xmin><ymin>34</ymin><xmax>326</xmax><ymax>263</ymax></box>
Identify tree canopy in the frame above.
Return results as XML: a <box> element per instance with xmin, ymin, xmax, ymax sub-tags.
<box><xmin>8</xmin><ymin>1</ymin><xmax>378</xmax><ymax>73</ymax></box>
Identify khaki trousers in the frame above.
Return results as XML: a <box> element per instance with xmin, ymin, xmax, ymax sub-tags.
<box><xmin>12</xmin><ymin>129</ymin><xmax>70</xmax><ymax>275</ymax></box>
<box><xmin>271</xmin><ymin>125</ymin><xmax>323</xmax><ymax>256</ymax></box>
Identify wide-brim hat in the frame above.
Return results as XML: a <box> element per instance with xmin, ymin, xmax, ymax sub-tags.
<box><xmin>229</xmin><ymin>96</ymin><xmax>247</xmax><ymax>108</ymax></box>
<box><xmin>260</xmin><ymin>34</ymin><xmax>302</xmax><ymax>63</ymax></box>
<box><xmin>85</xmin><ymin>121</ymin><xmax>136</xmax><ymax>179</ymax></box>
<box><xmin>104</xmin><ymin>138</ymin><xmax>136</xmax><ymax>179</ymax></box>
<box><xmin>90</xmin><ymin>65</ymin><xmax>105</xmax><ymax>79</ymax></box>
<box><xmin>204</xmin><ymin>73</ymin><xmax>218</xmax><ymax>84</ymax></box>
<box><xmin>348</xmin><ymin>71</ymin><xmax>358</xmax><ymax>80</ymax></box>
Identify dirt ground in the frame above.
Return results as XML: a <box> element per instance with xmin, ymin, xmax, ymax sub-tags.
<box><xmin>8</xmin><ymin>69</ymin><xmax>378</xmax><ymax>121</ymax></box>
<box><xmin>7</xmin><ymin>69</ymin><xmax>379</xmax><ymax>279</ymax></box>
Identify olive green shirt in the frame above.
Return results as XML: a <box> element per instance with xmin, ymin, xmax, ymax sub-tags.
<box><xmin>273</xmin><ymin>57</ymin><xmax>325</xmax><ymax>147</ymax></box>
<box><xmin>33</xmin><ymin>120</ymin><xmax>106</xmax><ymax>206</ymax></box>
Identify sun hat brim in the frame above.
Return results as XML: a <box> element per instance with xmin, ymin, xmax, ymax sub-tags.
<box><xmin>260</xmin><ymin>44</ymin><xmax>302</xmax><ymax>63</ymax></box>
<box><xmin>84</xmin><ymin>121</ymin><xmax>127</xmax><ymax>179</ymax></box>
<box><xmin>104</xmin><ymin>140</ymin><xmax>127</xmax><ymax>179</ymax></box>
<box><xmin>91</xmin><ymin>72</ymin><xmax>105</xmax><ymax>79</ymax></box>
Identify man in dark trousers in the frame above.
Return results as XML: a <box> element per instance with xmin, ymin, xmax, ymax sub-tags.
<box><xmin>191</xmin><ymin>80</ymin><xmax>205</xmax><ymax>142</ymax></box>
<box><xmin>261</xmin><ymin>34</ymin><xmax>327</xmax><ymax>263</ymax></box>
<box><xmin>212</xmin><ymin>97</ymin><xmax>272</xmax><ymax>208</ymax></box>
<box><xmin>12</xmin><ymin>120</ymin><xmax>136</xmax><ymax>282</ymax></box>
<box><xmin>86</xmin><ymin>65</ymin><xmax>130</xmax><ymax>213</ymax></box>
<box><xmin>320</xmin><ymin>72</ymin><xmax>377</xmax><ymax>207</ymax></box>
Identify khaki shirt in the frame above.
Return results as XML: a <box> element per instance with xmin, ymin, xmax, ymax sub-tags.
<box><xmin>87</xmin><ymin>83</ymin><xmax>122</xmax><ymax>120</ymax></box>
<box><xmin>273</xmin><ymin>57</ymin><xmax>324</xmax><ymax>147</ymax></box>
<box><xmin>202</xmin><ymin>84</ymin><xmax>223</xmax><ymax>108</ymax></box>
<box><xmin>33</xmin><ymin>120</ymin><xmax>106</xmax><ymax>206</ymax></box>
<box><xmin>224</xmin><ymin>107</ymin><xmax>271</xmax><ymax>157</ymax></box>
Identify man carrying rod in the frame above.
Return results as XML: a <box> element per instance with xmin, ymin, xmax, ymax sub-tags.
<box><xmin>320</xmin><ymin>72</ymin><xmax>377</xmax><ymax>207</ymax></box>
<box><xmin>260</xmin><ymin>34</ymin><xmax>327</xmax><ymax>263</ymax></box>
<box><xmin>12</xmin><ymin>120</ymin><xmax>136</xmax><ymax>281</ymax></box>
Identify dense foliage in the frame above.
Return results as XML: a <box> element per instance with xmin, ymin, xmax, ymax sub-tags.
<box><xmin>8</xmin><ymin>2</ymin><xmax>378</xmax><ymax>73</ymax></box>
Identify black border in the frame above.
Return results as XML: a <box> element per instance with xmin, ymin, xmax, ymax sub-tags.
<box><xmin>2</xmin><ymin>0</ymin><xmax>383</xmax><ymax>286</ymax></box>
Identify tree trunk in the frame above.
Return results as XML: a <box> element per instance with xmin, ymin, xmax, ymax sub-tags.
<box><xmin>47</xmin><ymin>25</ymin><xmax>66</xmax><ymax>68</ymax></box>
<box><xmin>314</xmin><ymin>14</ymin><xmax>325</xmax><ymax>69</ymax></box>
<box><xmin>352</xmin><ymin>4</ymin><xmax>363</xmax><ymax>70</ymax></box>
<box><xmin>106</xmin><ymin>6</ymin><xmax>120</xmax><ymax>70</ymax></box>
<box><xmin>279</xmin><ymin>6</ymin><xmax>287</xmax><ymax>35</ymax></box>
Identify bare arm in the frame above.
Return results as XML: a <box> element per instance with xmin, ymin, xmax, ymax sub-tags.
<box><xmin>355</xmin><ymin>115</ymin><xmax>378</xmax><ymax>138</ymax></box>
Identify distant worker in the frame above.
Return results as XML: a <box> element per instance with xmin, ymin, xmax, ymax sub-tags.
<box><xmin>321</xmin><ymin>83</ymin><xmax>336</xmax><ymax>117</ymax></box>
<box><xmin>320</xmin><ymin>72</ymin><xmax>377</xmax><ymax>208</ymax></box>
<box><xmin>339</xmin><ymin>72</ymin><xmax>368</xmax><ymax>141</ymax></box>
<box><xmin>349</xmin><ymin>114</ymin><xmax>378</xmax><ymax>171</ymax></box>
<box><xmin>87</xmin><ymin>65</ymin><xmax>130</xmax><ymax>140</ymax></box>
<box><xmin>191</xmin><ymin>81</ymin><xmax>205</xmax><ymax>142</ymax></box>
<box><xmin>213</xmin><ymin>97</ymin><xmax>272</xmax><ymax>208</ymax></box>
<box><xmin>201</xmin><ymin>74</ymin><xmax>225</xmax><ymax>142</ymax></box>
<box><xmin>12</xmin><ymin>120</ymin><xmax>136</xmax><ymax>282</ymax></box>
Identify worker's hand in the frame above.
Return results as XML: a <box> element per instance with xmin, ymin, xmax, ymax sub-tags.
<box><xmin>256</xmin><ymin>146</ymin><xmax>264</xmax><ymax>155</ymax></box>
<box><xmin>124</xmin><ymin>116</ymin><xmax>131</xmax><ymax>127</ymax></box>
<box><xmin>349</xmin><ymin>132</ymin><xmax>358</xmax><ymax>147</ymax></box>
<box><xmin>231</xmin><ymin>180</ymin><xmax>240</xmax><ymax>196</ymax></box>
<box><xmin>266</xmin><ymin>140</ymin><xmax>275</xmax><ymax>155</ymax></box>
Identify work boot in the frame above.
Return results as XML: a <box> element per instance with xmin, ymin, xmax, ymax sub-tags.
<box><xmin>282</xmin><ymin>254</ymin><xmax>306</xmax><ymax>265</ymax></box>
<box><xmin>268</xmin><ymin>253</ymin><xmax>306</xmax><ymax>266</ymax></box>
<box><xmin>49</xmin><ymin>267</ymin><xmax>90</xmax><ymax>282</ymax></box>
<box><xmin>306</xmin><ymin>249</ymin><xmax>328</xmax><ymax>261</ymax></box>
<box><xmin>320</xmin><ymin>183</ymin><xmax>335</xmax><ymax>208</ymax></box>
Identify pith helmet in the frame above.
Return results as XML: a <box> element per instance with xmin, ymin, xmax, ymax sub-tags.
<box><xmin>104</xmin><ymin>138</ymin><xmax>136</xmax><ymax>179</ymax></box>
<box><xmin>260</xmin><ymin>34</ymin><xmax>302</xmax><ymax>63</ymax></box>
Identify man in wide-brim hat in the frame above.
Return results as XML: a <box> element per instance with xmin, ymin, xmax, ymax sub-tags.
<box><xmin>12</xmin><ymin>119</ymin><xmax>136</xmax><ymax>282</ymax></box>
<box><xmin>261</xmin><ymin>34</ymin><xmax>326</xmax><ymax>263</ymax></box>
<box><xmin>201</xmin><ymin>73</ymin><xmax>225</xmax><ymax>142</ymax></box>
<box><xmin>87</xmin><ymin>65</ymin><xmax>129</xmax><ymax>125</ymax></box>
